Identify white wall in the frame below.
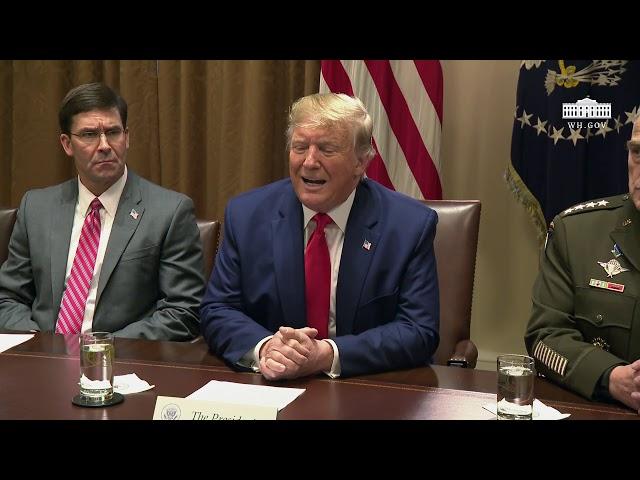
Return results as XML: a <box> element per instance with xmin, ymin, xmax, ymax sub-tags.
<box><xmin>440</xmin><ymin>60</ymin><xmax>541</xmax><ymax>370</ymax></box>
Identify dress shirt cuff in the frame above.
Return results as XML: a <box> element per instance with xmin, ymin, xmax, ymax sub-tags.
<box><xmin>322</xmin><ymin>339</ymin><xmax>341</xmax><ymax>378</ymax></box>
<box><xmin>238</xmin><ymin>336</ymin><xmax>273</xmax><ymax>372</ymax></box>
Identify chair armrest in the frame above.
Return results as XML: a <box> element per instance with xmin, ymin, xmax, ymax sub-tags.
<box><xmin>446</xmin><ymin>339</ymin><xmax>478</xmax><ymax>369</ymax></box>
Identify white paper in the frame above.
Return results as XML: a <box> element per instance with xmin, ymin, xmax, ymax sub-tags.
<box><xmin>187</xmin><ymin>380</ymin><xmax>305</xmax><ymax>411</ymax></box>
<box><xmin>0</xmin><ymin>333</ymin><xmax>34</xmax><ymax>353</ymax></box>
<box><xmin>114</xmin><ymin>373</ymin><xmax>155</xmax><ymax>395</ymax></box>
<box><xmin>482</xmin><ymin>399</ymin><xmax>571</xmax><ymax>420</ymax></box>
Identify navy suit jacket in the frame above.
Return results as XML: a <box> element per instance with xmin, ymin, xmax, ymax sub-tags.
<box><xmin>201</xmin><ymin>178</ymin><xmax>439</xmax><ymax>377</ymax></box>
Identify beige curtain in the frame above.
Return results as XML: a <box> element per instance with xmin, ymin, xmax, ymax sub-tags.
<box><xmin>0</xmin><ymin>60</ymin><xmax>321</xmax><ymax>222</ymax></box>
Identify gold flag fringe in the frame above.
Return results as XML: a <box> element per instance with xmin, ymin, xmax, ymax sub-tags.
<box><xmin>504</xmin><ymin>163</ymin><xmax>548</xmax><ymax>247</ymax></box>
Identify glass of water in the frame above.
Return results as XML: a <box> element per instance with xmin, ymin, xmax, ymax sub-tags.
<box><xmin>497</xmin><ymin>354</ymin><xmax>535</xmax><ymax>420</ymax></box>
<box><xmin>80</xmin><ymin>332</ymin><xmax>115</xmax><ymax>403</ymax></box>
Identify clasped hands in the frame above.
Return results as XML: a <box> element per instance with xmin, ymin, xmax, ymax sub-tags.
<box><xmin>259</xmin><ymin>326</ymin><xmax>334</xmax><ymax>380</ymax></box>
<box><xmin>611</xmin><ymin>359</ymin><xmax>640</xmax><ymax>413</ymax></box>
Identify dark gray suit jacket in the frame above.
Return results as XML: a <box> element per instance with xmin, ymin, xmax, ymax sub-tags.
<box><xmin>0</xmin><ymin>171</ymin><xmax>204</xmax><ymax>340</ymax></box>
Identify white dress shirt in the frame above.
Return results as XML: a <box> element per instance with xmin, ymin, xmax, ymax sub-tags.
<box><xmin>243</xmin><ymin>187</ymin><xmax>357</xmax><ymax>378</ymax></box>
<box><xmin>61</xmin><ymin>166</ymin><xmax>127</xmax><ymax>333</ymax></box>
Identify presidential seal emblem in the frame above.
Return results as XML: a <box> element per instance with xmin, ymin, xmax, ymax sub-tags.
<box><xmin>161</xmin><ymin>403</ymin><xmax>181</xmax><ymax>420</ymax></box>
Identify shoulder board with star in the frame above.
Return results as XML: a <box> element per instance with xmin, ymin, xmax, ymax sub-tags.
<box><xmin>560</xmin><ymin>194</ymin><xmax>627</xmax><ymax>218</ymax></box>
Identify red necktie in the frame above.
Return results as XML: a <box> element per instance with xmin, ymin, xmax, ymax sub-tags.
<box><xmin>305</xmin><ymin>213</ymin><xmax>333</xmax><ymax>339</ymax></box>
<box><xmin>56</xmin><ymin>198</ymin><xmax>103</xmax><ymax>335</ymax></box>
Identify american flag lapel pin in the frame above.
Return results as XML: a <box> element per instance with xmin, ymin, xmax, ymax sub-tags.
<box><xmin>362</xmin><ymin>239</ymin><xmax>372</xmax><ymax>251</ymax></box>
<box><xmin>130</xmin><ymin>208</ymin><xmax>139</xmax><ymax>220</ymax></box>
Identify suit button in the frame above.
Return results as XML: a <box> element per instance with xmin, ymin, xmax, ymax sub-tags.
<box><xmin>596</xmin><ymin>314</ymin><xmax>603</xmax><ymax>324</ymax></box>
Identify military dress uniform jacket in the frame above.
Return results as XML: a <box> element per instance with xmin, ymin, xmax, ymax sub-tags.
<box><xmin>525</xmin><ymin>194</ymin><xmax>640</xmax><ymax>400</ymax></box>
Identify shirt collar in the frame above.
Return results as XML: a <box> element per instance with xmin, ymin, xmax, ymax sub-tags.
<box><xmin>77</xmin><ymin>165</ymin><xmax>128</xmax><ymax>218</ymax></box>
<box><xmin>302</xmin><ymin>185</ymin><xmax>357</xmax><ymax>234</ymax></box>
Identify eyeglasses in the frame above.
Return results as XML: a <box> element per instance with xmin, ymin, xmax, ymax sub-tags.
<box><xmin>70</xmin><ymin>127</ymin><xmax>125</xmax><ymax>146</ymax></box>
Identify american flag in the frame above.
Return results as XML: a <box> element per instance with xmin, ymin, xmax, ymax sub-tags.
<box><xmin>320</xmin><ymin>60</ymin><xmax>443</xmax><ymax>200</ymax></box>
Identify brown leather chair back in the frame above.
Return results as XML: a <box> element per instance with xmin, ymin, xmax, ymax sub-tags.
<box><xmin>0</xmin><ymin>207</ymin><xmax>18</xmax><ymax>267</ymax></box>
<box><xmin>423</xmin><ymin>200</ymin><xmax>481</xmax><ymax>368</ymax></box>
<box><xmin>196</xmin><ymin>219</ymin><xmax>221</xmax><ymax>281</ymax></box>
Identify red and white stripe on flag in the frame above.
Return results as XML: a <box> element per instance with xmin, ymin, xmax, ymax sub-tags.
<box><xmin>320</xmin><ymin>60</ymin><xmax>443</xmax><ymax>200</ymax></box>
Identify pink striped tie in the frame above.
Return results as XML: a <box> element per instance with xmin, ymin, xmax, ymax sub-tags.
<box><xmin>55</xmin><ymin>198</ymin><xmax>102</xmax><ymax>335</ymax></box>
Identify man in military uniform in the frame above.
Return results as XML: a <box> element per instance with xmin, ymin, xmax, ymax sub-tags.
<box><xmin>525</xmin><ymin>118</ymin><xmax>640</xmax><ymax>412</ymax></box>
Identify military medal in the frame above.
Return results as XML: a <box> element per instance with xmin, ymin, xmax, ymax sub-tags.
<box><xmin>589</xmin><ymin>278</ymin><xmax>624</xmax><ymax>293</ymax></box>
<box><xmin>597</xmin><ymin>258</ymin><xmax>629</xmax><ymax>278</ymax></box>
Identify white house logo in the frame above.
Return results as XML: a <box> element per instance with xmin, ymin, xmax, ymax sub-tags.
<box><xmin>562</xmin><ymin>97</ymin><xmax>611</xmax><ymax>130</ymax></box>
<box><xmin>563</xmin><ymin>97</ymin><xmax>611</xmax><ymax>119</ymax></box>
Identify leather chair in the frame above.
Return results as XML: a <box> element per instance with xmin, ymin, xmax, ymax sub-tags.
<box><xmin>196</xmin><ymin>219</ymin><xmax>221</xmax><ymax>282</ymax></box>
<box><xmin>423</xmin><ymin>200</ymin><xmax>481</xmax><ymax>368</ymax></box>
<box><xmin>190</xmin><ymin>219</ymin><xmax>221</xmax><ymax>345</ymax></box>
<box><xmin>0</xmin><ymin>207</ymin><xmax>17</xmax><ymax>267</ymax></box>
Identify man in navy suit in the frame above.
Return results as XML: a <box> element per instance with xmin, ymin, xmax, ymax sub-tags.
<box><xmin>201</xmin><ymin>93</ymin><xmax>439</xmax><ymax>380</ymax></box>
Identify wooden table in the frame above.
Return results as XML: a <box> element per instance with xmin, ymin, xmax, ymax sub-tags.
<box><xmin>0</xmin><ymin>333</ymin><xmax>635</xmax><ymax>420</ymax></box>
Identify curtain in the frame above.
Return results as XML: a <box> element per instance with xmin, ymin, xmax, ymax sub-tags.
<box><xmin>0</xmin><ymin>60</ymin><xmax>320</xmax><ymax>222</ymax></box>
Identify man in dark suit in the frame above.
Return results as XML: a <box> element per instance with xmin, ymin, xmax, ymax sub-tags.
<box><xmin>201</xmin><ymin>93</ymin><xmax>439</xmax><ymax>379</ymax></box>
<box><xmin>0</xmin><ymin>83</ymin><xmax>204</xmax><ymax>340</ymax></box>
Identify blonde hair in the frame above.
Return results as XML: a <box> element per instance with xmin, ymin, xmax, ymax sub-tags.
<box><xmin>286</xmin><ymin>93</ymin><xmax>376</xmax><ymax>162</ymax></box>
